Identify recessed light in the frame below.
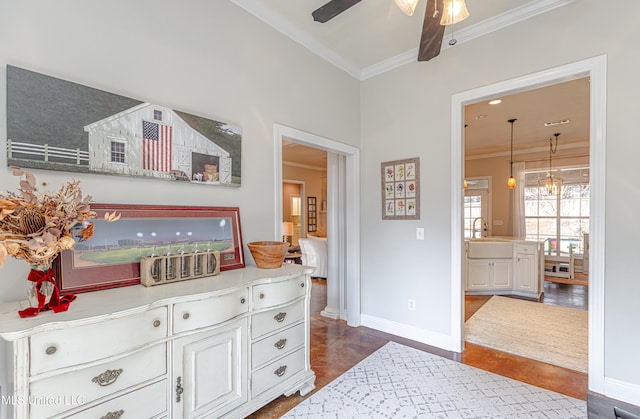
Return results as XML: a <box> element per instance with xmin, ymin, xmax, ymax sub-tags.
<box><xmin>475</xmin><ymin>114</ymin><xmax>488</xmax><ymax>120</ymax></box>
<box><xmin>544</xmin><ymin>119</ymin><xmax>570</xmax><ymax>127</ymax></box>
<box><xmin>488</xmin><ymin>99</ymin><xmax>502</xmax><ymax>105</ymax></box>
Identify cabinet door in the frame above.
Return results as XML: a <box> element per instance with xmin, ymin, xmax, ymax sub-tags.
<box><xmin>467</xmin><ymin>260</ymin><xmax>491</xmax><ymax>290</ymax></box>
<box><xmin>491</xmin><ymin>259</ymin><xmax>512</xmax><ymax>288</ymax></box>
<box><xmin>514</xmin><ymin>254</ymin><xmax>536</xmax><ymax>292</ymax></box>
<box><xmin>173</xmin><ymin>319</ymin><xmax>248</xmax><ymax>419</ymax></box>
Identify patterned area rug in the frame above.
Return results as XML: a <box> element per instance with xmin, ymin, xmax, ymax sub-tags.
<box><xmin>465</xmin><ymin>296</ymin><xmax>588</xmax><ymax>373</ymax></box>
<box><xmin>283</xmin><ymin>341</ymin><xmax>586</xmax><ymax>418</ymax></box>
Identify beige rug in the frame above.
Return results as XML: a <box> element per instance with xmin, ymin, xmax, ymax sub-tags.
<box><xmin>465</xmin><ymin>296</ymin><xmax>588</xmax><ymax>373</ymax></box>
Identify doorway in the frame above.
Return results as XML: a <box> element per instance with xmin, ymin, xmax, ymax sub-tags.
<box><xmin>451</xmin><ymin>55</ymin><xmax>607</xmax><ymax>392</ymax></box>
<box><xmin>274</xmin><ymin>124</ymin><xmax>361</xmax><ymax>326</ymax></box>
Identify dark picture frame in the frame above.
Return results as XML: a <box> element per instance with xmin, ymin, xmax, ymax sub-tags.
<box><xmin>54</xmin><ymin>204</ymin><xmax>244</xmax><ymax>293</ymax></box>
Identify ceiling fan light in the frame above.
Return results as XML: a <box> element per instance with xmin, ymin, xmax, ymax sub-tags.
<box><xmin>394</xmin><ymin>0</ymin><xmax>420</xmax><ymax>16</ymax></box>
<box><xmin>440</xmin><ymin>0</ymin><xmax>469</xmax><ymax>25</ymax></box>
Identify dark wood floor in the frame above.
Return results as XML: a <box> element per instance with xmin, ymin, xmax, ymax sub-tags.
<box><xmin>250</xmin><ymin>279</ymin><xmax>589</xmax><ymax>418</ymax></box>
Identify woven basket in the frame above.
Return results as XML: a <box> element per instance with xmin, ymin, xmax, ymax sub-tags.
<box><xmin>247</xmin><ymin>241</ymin><xmax>289</xmax><ymax>269</ymax></box>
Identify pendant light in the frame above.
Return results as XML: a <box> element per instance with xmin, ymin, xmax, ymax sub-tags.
<box><xmin>543</xmin><ymin>133</ymin><xmax>561</xmax><ymax>195</ymax></box>
<box><xmin>507</xmin><ymin>119</ymin><xmax>517</xmax><ymax>189</ymax></box>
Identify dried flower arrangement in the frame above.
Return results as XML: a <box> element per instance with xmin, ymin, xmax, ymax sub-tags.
<box><xmin>0</xmin><ymin>168</ymin><xmax>119</xmax><ymax>317</ymax></box>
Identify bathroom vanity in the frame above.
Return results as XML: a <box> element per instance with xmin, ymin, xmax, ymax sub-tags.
<box><xmin>465</xmin><ymin>238</ymin><xmax>544</xmax><ymax>299</ymax></box>
<box><xmin>0</xmin><ymin>264</ymin><xmax>315</xmax><ymax>419</ymax></box>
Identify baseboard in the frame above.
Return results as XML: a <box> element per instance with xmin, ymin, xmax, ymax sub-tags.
<box><xmin>360</xmin><ymin>314</ymin><xmax>456</xmax><ymax>352</ymax></box>
<box><xmin>589</xmin><ymin>390</ymin><xmax>640</xmax><ymax>418</ymax></box>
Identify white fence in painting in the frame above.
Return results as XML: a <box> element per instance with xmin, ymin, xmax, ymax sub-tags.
<box><xmin>7</xmin><ymin>140</ymin><xmax>89</xmax><ymax>165</ymax></box>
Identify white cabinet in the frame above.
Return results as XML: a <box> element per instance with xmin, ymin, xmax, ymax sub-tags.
<box><xmin>0</xmin><ymin>264</ymin><xmax>315</xmax><ymax>419</ymax></box>
<box><xmin>173</xmin><ymin>319</ymin><xmax>247</xmax><ymax>419</ymax></box>
<box><xmin>465</xmin><ymin>240</ymin><xmax>543</xmax><ymax>299</ymax></box>
<box><xmin>467</xmin><ymin>259</ymin><xmax>512</xmax><ymax>291</ymax></box>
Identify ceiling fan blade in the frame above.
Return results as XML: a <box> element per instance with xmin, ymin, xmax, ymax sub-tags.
<box><xmin>312</xmin><ymin>0</ymin><xmax>362</xmax><ymax>23</ymax></box>
<box><xmin>418</xmin><ymin>0</ymin><xmax>446</xmax><ymax>61</ymax></box>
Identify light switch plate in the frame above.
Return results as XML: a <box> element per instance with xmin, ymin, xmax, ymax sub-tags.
<box><xmin>416</xmin><ymin>228</ymin><xmax>424</xmax><ymax>240</ymax></box>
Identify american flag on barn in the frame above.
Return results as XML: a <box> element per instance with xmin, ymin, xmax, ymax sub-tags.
<box><xmin>142</xmin><ymin>120</ymin><xmax>173</xmax><ymax>172</ymax></box>
<box><xmin>84</xmin><ymin>103</ymin><xmax>235</xmax><ymax>183</ymax></box>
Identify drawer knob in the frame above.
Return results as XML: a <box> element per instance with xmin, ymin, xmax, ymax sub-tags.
<box><xmin>45</xmin><ymin>346</ymin><xmax>57</xmax><ymax>355</ymax></box>
<box><xmin>100</xmin><ymin>410</ymin><xmax>124</xmax><ymax>419</ymax></box>
<box><xmin>259</xmin><ymin>292</ymin><xmax>265</xmax><ymax>299</ymax></box>
<box><xmin>274</xmin><ymin>312</ymin><xmax>287</xmax><ymax>323</ymax></box>
<box><xmin>274</xmin><ymin>338</ymin><xmax>287</xmax><ymax>350</ymax></box>
<box><xmin>274</xmin><ymin>365</ymin><xmax>287</xmax><ymax>377</ymax></box>
<box><xmin>300</xmin><ymin>282</ymin><xmax>305</xmax><ymax>288</ymax></box>
<box><xmin>92</xmin><ymin>368</ymin><xmax>123</xmax><ymax>386</ymax></box>
<box><xmin>240</xmin><ymin>297</ymin><xmax>246</xmax><ymax>304</ymax></box>
<box><xmin>183</xmin><ymin>312</ymin><xmax>190</xmax><ymax>320</ymax></box>
<box><xmin>153</xmin><ymin>320</ymin><xmax>161</xmax><ymax>328</ymax></box>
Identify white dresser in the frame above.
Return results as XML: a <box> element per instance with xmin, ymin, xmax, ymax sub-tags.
<box><xmin>0</xmin><ymin>264</ymin><xmax>316</xmax><ymax>419</ymax></box>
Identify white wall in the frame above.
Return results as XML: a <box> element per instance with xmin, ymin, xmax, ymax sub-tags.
<box><xmin>0</xmin><ymin>2</ymin><xmax>360</xmax><ymax>412</ymax></box>
<box><xmin>361</xmin><ymin>0</ymin><xmax>640</xmax><ymax>400</ymax></box>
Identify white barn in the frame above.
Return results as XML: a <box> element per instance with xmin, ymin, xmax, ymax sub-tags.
<box><xmin>85</xmin><ymin>103</ymin><xmax>233</xmax><ymax>183</ymax></box>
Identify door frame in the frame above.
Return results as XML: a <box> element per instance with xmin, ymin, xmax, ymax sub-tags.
<box><xmin>274</xmin><ymin>123</ymin><xmax>361</xmax><ymax>326</ymax></box>
<box><xmin>450</xmin><ymin>55</ymin><xmax>607</xmax><ymax>392</ymax></box>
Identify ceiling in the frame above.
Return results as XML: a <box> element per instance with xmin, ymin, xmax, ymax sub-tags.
<box><xmin>247</xmin><ymin>0</ymin><xmax>589</xmax><ymax>165</ymax></box>
<box><xmin>230</xmin><ymin>0</ymin><xmax>576</xmax><ymax>79</ymax></box>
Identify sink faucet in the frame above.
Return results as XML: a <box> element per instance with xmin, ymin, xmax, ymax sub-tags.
<box><xmin>472</xmin><ymin>217</ymin><xmax>489</xmax><ymax>238</ymax></box>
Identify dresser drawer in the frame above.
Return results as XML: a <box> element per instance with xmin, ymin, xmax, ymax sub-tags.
<box><xmin>30</xmin><ymin>343</ymin><xmax>166</xmax><ymax>418</ymax></box>
<box><xmin>252</xmin><ymin>348</ymin><xmax>305</xmax><ymax>397</ymax></box>
<box><xmin>252</xmin><ymin>323</ymin><xmax>305</xmax><ymax>369</ymax></box>
<box><xmin>30</xmin><ymin>307</ymin><xmax>168</xmax><ymax>375</ymax></box>
<box><xmin>64</xmin><ymin>379</ymin><xmax>167</xmax><ymax>419</ymax></box>
<box><xmin>251</xmin><ymin>299</ymin><xmax>304</xmax><ymax>340</ymax></box>
<box><xmin>173</xmin><ymin>288</ymin><xmax>249</xmax><ymax>334</ymax></box>
<box><xmin>516</xmin><ymin>244</ymin><xmax>537</xmax><ymax>255</ymax></box>
<box><xmin>252</xmin><ymin>276</ymin><xmax>307</xmax><ymax>310</ymax></box>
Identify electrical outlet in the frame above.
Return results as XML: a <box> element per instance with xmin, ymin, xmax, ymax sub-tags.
<box><xmin>416</xmin><ymin>228</ymin><xmax>424</xmax><ymax>240</ymax></box>
<box><xmin>408</xmin><ymin>299</ymin><xmax>416</xmax><ymax>311</ymax></box>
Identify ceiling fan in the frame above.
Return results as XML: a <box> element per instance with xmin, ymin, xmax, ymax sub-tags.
<box><xmin>311</xmin><ymin>0</ymin><xmax>469</xmax><ymax>62</ymax></box>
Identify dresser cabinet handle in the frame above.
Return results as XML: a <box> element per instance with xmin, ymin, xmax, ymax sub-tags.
<box><xmin>274</xmin><ymin>312</ymin><xmax>287</xmax><ymax>322</ymax></box>
<box><xmin>274</xmin><ymin>365</ymin><xmax>287</xmax><ymax>377</ymax></box>
<box><xmin>259</xmin><ymin>292</ymin><xmax>265</xmax><ymax>299</ymax></box>
<box><xmin>240</xmin><ymin>297</ymin><xmax>246</xmax><ymax>304</ymax></box>
<box><xmin>176</xmin><ymin>376</ymin><xmax>184</xmax><ymax>402</ymax></box>
<box><xmin>100</xmin><ymin>410</ymin><xmax>124</xmax><ymax>419</ymax></box>
<box><xmin>45</xmin><ymin>346</ymin><xmax>57</xmax><ymax>355</ymax></box>
<box><xmin>153</xmin><ymin>320</ymin><xmax>161</xmax><ymax>328</ymax></box>
<box><xmin>92</xmin><ymin>368</ymin><xmax>123</xmax><ymax>386</ymax></box>
<box><xmin>274</xmin><ymin>338</ymin><xmax>287</xmax><ymax>350</ymax></box>
<box><xmin>183</xmin><ymin>312</ymin><xmax>190</xmax><ymax>320</ymax></box>
<box><xmin>300</xmin><ymin>282</ymin><xmax>305</xmax><ymax>288</ymax></box>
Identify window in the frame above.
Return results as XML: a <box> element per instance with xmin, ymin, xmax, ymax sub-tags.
<box><xmin>464</xmin><ymin>178</ymin><xmax>490</xmax><ymax>238</ymax></box>
<box><xmin>524</xmin><ymin>167</ymin><xmax>589</xmax><ymax>255</ymax></box>
<box><xmin>153</xmin><ymin>109</ymin><xmax>163</xmax><ymax>121</ymax></box>
<box><xmin>110</xmin><ymin>141</ymin><xmax>126</xmax><ymax>163</ymax></box>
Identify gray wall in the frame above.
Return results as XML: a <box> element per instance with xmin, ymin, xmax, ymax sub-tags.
<box><xmin>360</xmin><ymin>0</ymin><xmax>640</xmax><ymax>403</ymax></box>
<box><xmin>0</xmin><ymin>2</ymin><xmax>360</xmax><ymax>415</ymax></box>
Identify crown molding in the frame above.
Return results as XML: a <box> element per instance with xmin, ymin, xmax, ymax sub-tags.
<box><xmin>229</xmin><ymin>0</ymin><xmax>362</xmax><ymax>79</ymax></box>
<box><xmin>465</xmin><ymin>139</ymin><xmax>589</xmax><ymax>161</ymax></box>
<box><xmin>283</xmin><ymin>160</ymin><xmax>327</xmax><ymax>172</ymax></box>
<box><xmin>230</xmin><ymin>0</ymin><xmax>576</xmax><ymax>81</ymax></box>
<box><xmin>362</xmin><ymin>0</ymin><xmax>576</xmax><ymax>80</ymax></box>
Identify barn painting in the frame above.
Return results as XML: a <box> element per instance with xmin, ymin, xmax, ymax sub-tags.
<box><xmin>6</xmin><ymin>65</ymin><xmax>241</xmax><ymax>186</ymax></box>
